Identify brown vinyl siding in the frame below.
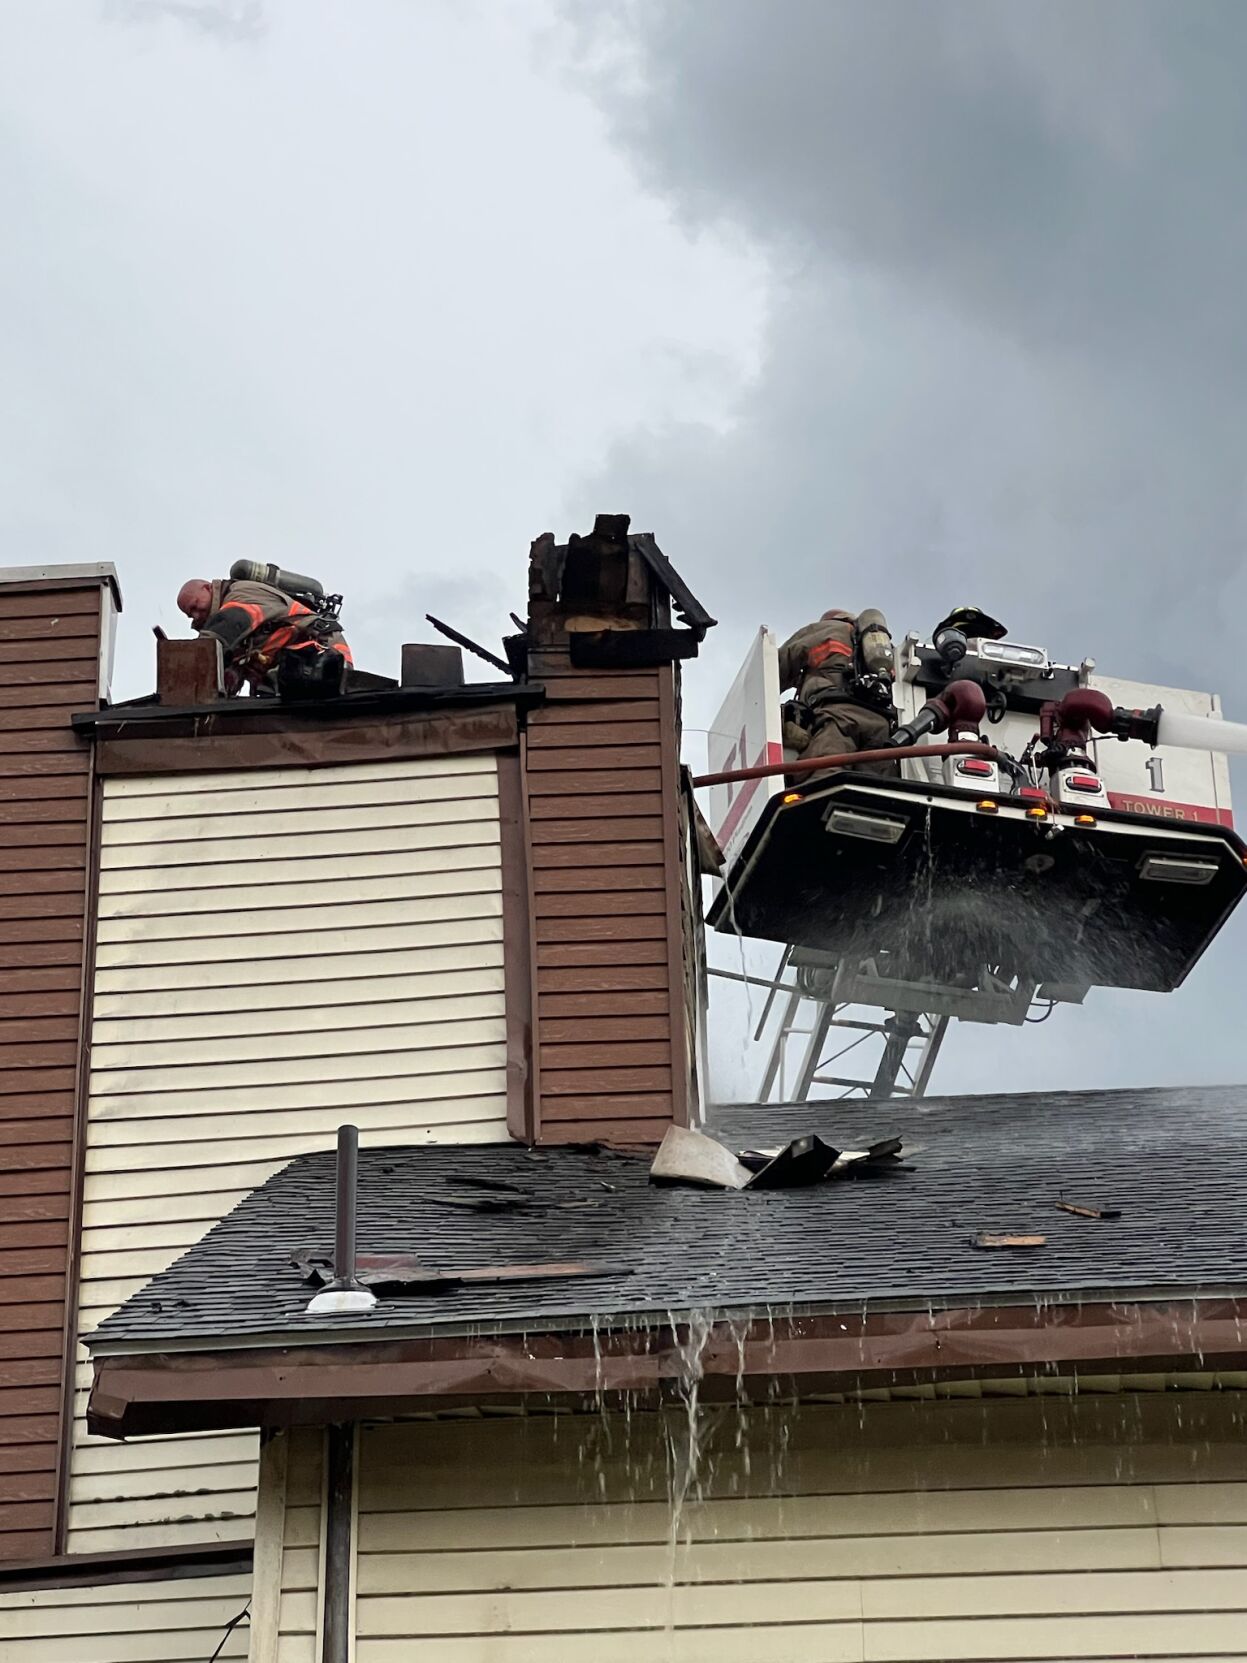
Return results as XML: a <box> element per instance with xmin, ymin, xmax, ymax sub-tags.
<box><xmin>523</xmin><ymin>654</ymin><xmax>694</xmax><ymax>1142</ymax></box>
<box><xmin>0</xmin><ymin>578</ymin><xmax>105</xmax><ymax>1563</ymax></box>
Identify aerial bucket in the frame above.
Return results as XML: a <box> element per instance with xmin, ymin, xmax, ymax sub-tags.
<box><xmin>706</xmin><ymin>771</ymin><xmax>1247</xmax><ymax>996</ymax></box>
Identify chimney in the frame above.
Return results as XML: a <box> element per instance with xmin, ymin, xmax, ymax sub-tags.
<box><xmin>0</xmin><ymin>562</ymin><xmax>121</xmax><ymax>1559</ymax></box>
<box><xmin>518</xmin><ymin>517</ymin><xmax>714</xmax><ymax>1146</ymax></box>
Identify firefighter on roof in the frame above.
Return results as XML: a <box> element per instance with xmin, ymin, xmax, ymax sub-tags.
<box><xmin>778</xmin><ymin>608</ymin><xmax>898</xmax><ymax>776</ymax></box>
<box><xmin>176</xmin><ymin>562</ymin><xmax>352</xmax><ymax>699</ymax></box>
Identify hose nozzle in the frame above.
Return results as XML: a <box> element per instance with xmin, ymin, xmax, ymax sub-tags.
<box><xmin>891</xmin><ymin>677</ymin><xmax>987</xmax><ymax>747</ymax></box>
<box><xmin>1043</xmin><ymin>689</ymin><xmax>1162</xmax><ymax>748</ymax></box>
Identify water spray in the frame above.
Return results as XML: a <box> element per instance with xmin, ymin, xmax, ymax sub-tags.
<box><xmin>1156</xmin><ymin>709</ymin><xmax>1247</xmax><ymax>759</ymax></box>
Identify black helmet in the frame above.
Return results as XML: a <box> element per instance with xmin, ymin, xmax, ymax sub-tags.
<box><xmin>933</xmin><ymin>605</ymin><xmax>1008</xmax><ymax>641</ymax></box>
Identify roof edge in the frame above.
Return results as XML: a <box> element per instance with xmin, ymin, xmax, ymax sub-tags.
<box><xmin>0</xmin><ymin>561</ymin><xmax>122</xmax><ymax>610</ymax></box>
<box><xmin>73</xmin><ymin>677</ymin><xmax>541</xmax><ymax>736</ymax></box>
<box><xmin>87</xmin><ymin>1294</ymin><xmax>1247</xmax><ymax>1439</ymax></box>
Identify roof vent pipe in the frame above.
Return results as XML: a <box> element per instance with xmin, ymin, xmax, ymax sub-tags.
<box><xmin>306</xmin><ymin>1124</ymin><xmax>377</xmax><ymax>1316</ymax></box>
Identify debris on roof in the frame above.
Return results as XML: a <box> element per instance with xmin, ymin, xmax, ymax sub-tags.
<box><xmin>651</xmin><ymin>1128</ymin><xmax>907</xmax><ymax>1191</ymax></box>
<box><xmin>741</xmin><ymin>1136</ymin><xmax>907</xmax><ymax>1185</ymax></box>
<box><xmin>1056</xmin><ymin>1201</ymin><xmax>1122</xmax><ymax>1221</ymax></box>
<box><xmin>974</xmin><ymin>1233</ymin><xmax>1047</xmax><ymax>1250</ymax></box>
<box><xmin>426</xmin><ymin>1191</ymin><xmax>535</xmax><ymax>1213</ymax></box>
<box><xmin>650</xmin><ymin>1126</ymin><xmax>751</xmax><ymax>1190</ymax></box>
<box><xmin>292</xmin><ymin>1251</ymin><xmax>633</xmax><ymax>1298</ymax></box>
<box><xmin>742</xmin><ymin>1134</ymin><xmax>839</xmax><ymax>1188</ymax></box>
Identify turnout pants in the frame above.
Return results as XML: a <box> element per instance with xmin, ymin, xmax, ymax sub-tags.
<box><xmin>805</xmin><ymin>701</ymin><xmax>898</xmax><ymax>777</ymax></box>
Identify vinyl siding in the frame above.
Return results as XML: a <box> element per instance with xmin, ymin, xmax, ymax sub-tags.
<box><xmin>0</xmin><ymin>576</ymin><xmax>111</xmax><ymax>1562</ymax></box>
<box><xmin>0</xmin><ymin>1570</ymin><xmax>252</xmax><ymax>1661</ymax></box>
<box><xmin>264</xmin><ymin>1393</ymin><xmax>1247</xmax><ymax>1662</ymax></box>
<box><xmin>68</xmin><ymin>755</ymin><xmax>511</xmax><ymax>1555</ymax></box>
<box><xmin>524</xmin><ymin>655</ymin><xmax>693</xmax><ymax>1141</ymax></box>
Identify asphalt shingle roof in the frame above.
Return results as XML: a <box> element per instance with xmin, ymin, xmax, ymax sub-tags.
<box><xmin>88</xmin><ymin>1085</ymin><xmax>1247</xmax><ymax>1353</ymax></box>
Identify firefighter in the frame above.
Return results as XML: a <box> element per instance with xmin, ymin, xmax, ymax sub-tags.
<box><xmin>778</xmin><ymin>608</ymin><xmax>898</xmax><ymax>777</ymax></box>
<box><xmin>176</xmin><ymin>572</ymin><xmax>352</xmax><ymax>699</ymax></box>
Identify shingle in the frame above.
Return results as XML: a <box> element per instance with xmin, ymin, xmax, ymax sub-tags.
<box><xmin>87</xmin><ymin>1083</ymin><xmax>1247</xmax><ymax>1352</ymax></box>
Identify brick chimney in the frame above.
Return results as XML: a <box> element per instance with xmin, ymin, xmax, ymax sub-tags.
<box><xmin>517</xmin><ymin>517</ymin><xmax>714</xmax><ymax>1146</ymax></box>
<box><xmin>0</xmin><ymin>563</ymin><xmax>120</xmax><ymax>1559</ymax></box>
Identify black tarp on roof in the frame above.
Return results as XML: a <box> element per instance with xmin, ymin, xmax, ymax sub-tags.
<box><xmin>88</xmin><ymin>1085</ymin><xmax>1247</xmax><ymax>1353</ymax></box>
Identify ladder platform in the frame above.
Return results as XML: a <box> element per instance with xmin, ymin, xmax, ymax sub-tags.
<box><xmin>707</xmin><ymin>773</ymin><xmax>1247</xmax><ymax>995</ymax></box>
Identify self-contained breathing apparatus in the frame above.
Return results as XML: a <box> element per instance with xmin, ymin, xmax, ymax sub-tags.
<box><xmin>228</xmin><ymin>561</ymin><xmax>345</xmax><ymax>635</ymax></box>
<box><xmin>783</xmin><ymin>609</ymin><xmax>897</xmax><ymax>753</ymax></box>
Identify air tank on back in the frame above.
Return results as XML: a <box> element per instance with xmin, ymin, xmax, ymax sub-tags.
<box><xmin>229</xmin><ymin>560</ymin><xmax>324</xmax><ymax>607</ymax></box>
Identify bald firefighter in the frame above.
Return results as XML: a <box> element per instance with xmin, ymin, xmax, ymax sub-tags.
<box><xmin>778</xmin><ymin>608</ymin><xmax>898</xmax><ymax>777</ymax></box>
<box><xmin>177</xmin><ymin>568</ymin><xmax>352</xmax><ymax>699</ymax></box>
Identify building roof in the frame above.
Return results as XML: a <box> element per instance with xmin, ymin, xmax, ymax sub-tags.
<box><xmin>88</xmin><ymin>1084</ymin><xmax>1247</xmax><ymax>1355</ymax></box>
<box><xmin>73</xmin><ymin>676</ymin><xmax>536</xmax><ymax>733</ymax></box>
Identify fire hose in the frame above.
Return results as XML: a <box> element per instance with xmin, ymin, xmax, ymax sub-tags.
<box><xmin>692</xmin><ymin>741</ymin><xmax>1000</xmax><ymax>791</ymax></box>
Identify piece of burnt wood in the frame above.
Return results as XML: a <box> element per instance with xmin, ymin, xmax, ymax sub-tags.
<box><xmin>568</xmin><ymin>628</ymin><xmax>701</xmax><ymax>669</ymax></box>
<box><xmin>1056</xmin><ymin>1201</ymin><xmax>1123</xmax><ymax>1220</ymax></box>
<box><xmin>156</xmin><ymin>635</ymin><xmax>223</xmax><ymax>706</ymax></box>
<box><xmin>527</xmin><ymin>531</ymin><xmax>564</xmax><ymax>606</ymax></box>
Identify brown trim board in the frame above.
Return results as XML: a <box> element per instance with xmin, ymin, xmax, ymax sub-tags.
<box><xmin>657</xmin><ymin>665</ymin><xmax>690</xmax><ymax>1129</ymax></box>
<box><xmin>52</xmin><ymin>760</ymin><xmax>103</xmax><ymax>1554</ymax></box>
<box><xmin>0</xmin><ymin>1540</ymin><xmax>252</xmax><ymax>1594</ymax></box>
<box><xmin>94</xmin><ymin>704</ymin><xmax>521</xmax><ymax>776</ymax></box>
<box><xmin>496</xmin><ymin>750</ymin><xmax>535</xmax><ymax>1142</ymax></box>
<box><xmin>87</xmin><ymin>1296</ymin><xmax>1247</xmax><ymax>1437</ymax></box>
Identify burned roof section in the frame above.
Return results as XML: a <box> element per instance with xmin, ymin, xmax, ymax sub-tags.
<box><xmin>527</xmin><ymin>514</ymin><xmax>715</xmax><ymax>669</ymax></box>
<box><xmin>88</xmin><ymin>1083</ymin><xmax>1247</xmax><ymax>1354</ymax></box>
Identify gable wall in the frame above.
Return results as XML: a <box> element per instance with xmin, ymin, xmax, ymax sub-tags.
<box><xmin>67</xmin><ymin>753</ymin><xmax>513</xmax><ymax>1555</ymax></box>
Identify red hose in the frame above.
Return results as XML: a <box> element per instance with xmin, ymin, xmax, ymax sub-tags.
<box><xmin>692</xmin><ymin>741</ymin><xmax>1000</xmax><ymax>790</ymax></box>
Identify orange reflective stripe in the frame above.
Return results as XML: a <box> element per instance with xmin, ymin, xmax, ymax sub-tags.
<box><xmin>219</xmin><ymin>600</ymin><xmax>266</xmax><ymax>629</ymax></box>
<box><xmin>282</xmin><ymin>636</ymin><xmax>352</xmax><ymax>666</ymax></box>
<box><xmin>807</xmin><ymin>640</ymin><xmax>853</xmax><ymax>668</ymax></box>
<box><xmin>289</xmin><ymin>601</ymin><xmax>312</xmax><ymax>616</ymax></box>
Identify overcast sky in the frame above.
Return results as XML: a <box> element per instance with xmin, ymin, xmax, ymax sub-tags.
<box><xmin>4</xmin><ymin>1</ymin><xmax>1245</xmax><ymax>1102</ymax></box>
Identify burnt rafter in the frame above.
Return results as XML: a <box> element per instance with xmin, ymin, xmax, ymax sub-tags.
<box><xmin>527</xmin><ymin>514</ymin><xmax>715</xmax><ymax>669</ymax></box>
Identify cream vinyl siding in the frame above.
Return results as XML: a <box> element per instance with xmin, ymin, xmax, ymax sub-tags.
<box><xmin>0</xmin><ymin>1572</ymin><xmax>252</xmax><ymax>1662</ymax></box>
<box><xmin>261</xmin><ymin>1393</ymin><xmax>1247</xmax><ymax>1663</ymax></box>
<box><xmin>69</xmin><ymin>756</ymin><xmax>511</xmax><ymax>1554</ymax></box>
<box><xmin>248</xmin><ymin>1427</ymin><xmax>324</xmax><ymax>1663</ymax></box>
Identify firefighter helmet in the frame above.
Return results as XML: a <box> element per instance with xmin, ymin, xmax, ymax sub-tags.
<box><xmin>933</xmin><ymin>605</ymin><xmax>1008</xmax><ymax>641</ymax></box>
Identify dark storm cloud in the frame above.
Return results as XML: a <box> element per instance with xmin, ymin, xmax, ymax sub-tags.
<box><xmin>590</xmin><ymin>1</ymin><xmax>1247</xmax><ymax>379</ymax></box>
<box><xmin>565</xmin><ymin>0</ymin><xmax>1247</xmax><ymax>681</ymax></box>
<box><xmin>564</xmin><ymin>0</ymin><xmax>1247</xmax><ymax>1094</ymax></box>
